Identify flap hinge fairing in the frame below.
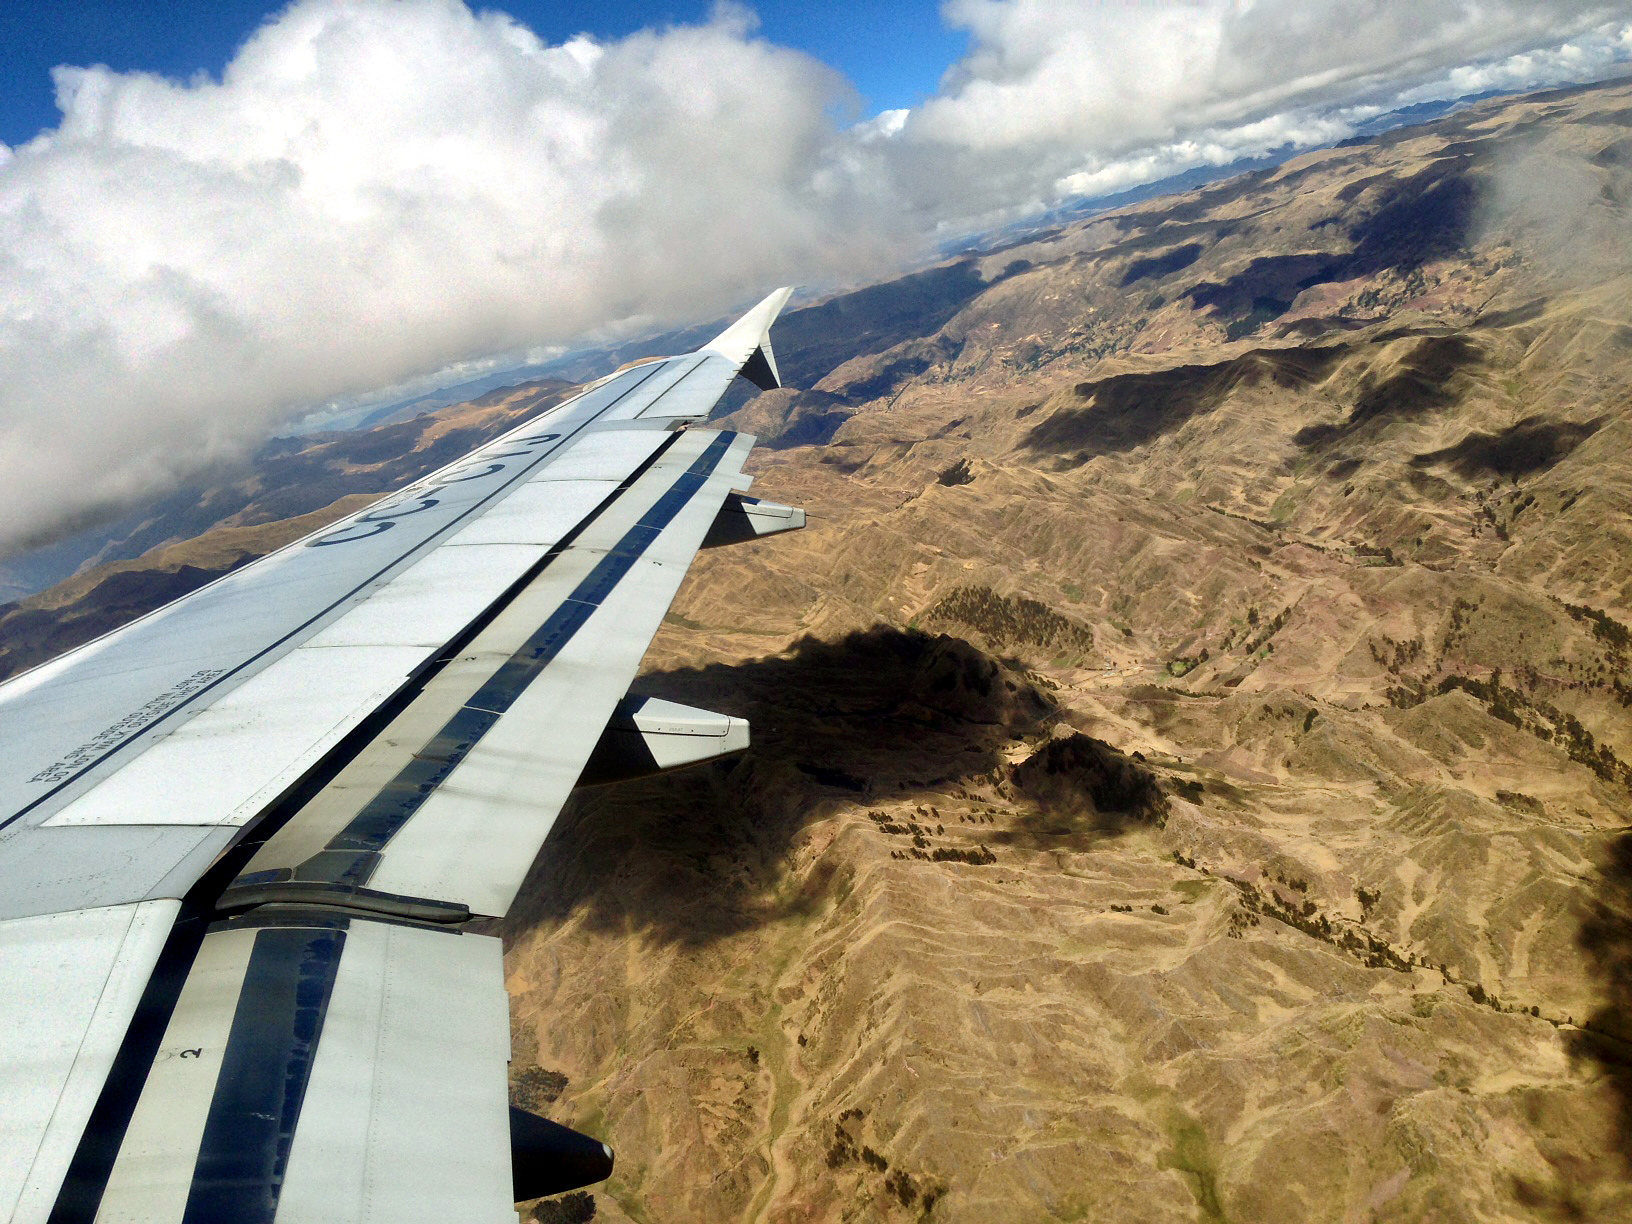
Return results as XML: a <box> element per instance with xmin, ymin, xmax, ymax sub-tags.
<box><xmin>577</xmin><ymin>696</ymin><xmax>750</xmax><ymax>786</ymax></box>
<box><xmin>737</xmin><ymin>338</ymin><xmax>782</xmax><ymax>391</ymax></box>
<box><xmin>702</xmin><ymin>493</ymin><xmax>805</xmax><ymax>549</ymax></box>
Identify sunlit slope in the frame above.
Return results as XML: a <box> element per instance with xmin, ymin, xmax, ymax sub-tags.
<box><xmin>5</xmin><ymin>77</ymin><xmax>1632</xmax><ymax>1224</ymax></box>
<box><xmin>509</xmin><ymin>80</ymin><xmax>1632</xmax><ymax>1223</ymax></box>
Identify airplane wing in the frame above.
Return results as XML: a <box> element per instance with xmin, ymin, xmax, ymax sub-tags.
<box><xmin>0</xmin><ymin>289</ymin><xmax>802</xmax><ymax>1223</ymax></box>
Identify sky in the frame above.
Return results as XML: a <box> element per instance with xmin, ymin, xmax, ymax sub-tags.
<box><xmin>2</xmin><ymin>0</ymin><xmax>1632</xmax><ymax>553</ymax></box>
<box><xmin>0</xmin><ymin>2</ymin><xmax>967</xmax><ymax>146</ymax></box>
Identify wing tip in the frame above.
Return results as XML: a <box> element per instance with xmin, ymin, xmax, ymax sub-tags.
<box><xmin>702</xmin><ymin>287</ymin><xmax>796</xmax><ymax>384</ymax></box>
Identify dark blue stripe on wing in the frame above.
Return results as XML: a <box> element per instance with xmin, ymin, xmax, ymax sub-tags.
<box><xmin>181</xmin><ymin>925</ymin><xmax>347</xmax><ymax>1224</ymax></box>
<box><xmin>296</xmin><ymin>431</ymin><xmax>737</xmax><ymax>880</ymax></box>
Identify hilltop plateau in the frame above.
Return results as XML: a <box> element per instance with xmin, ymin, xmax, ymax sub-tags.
<box><xmin>5</xmin><ymin>77</ymin><xmax>1632</xmax><ymax>1223</ymax></box>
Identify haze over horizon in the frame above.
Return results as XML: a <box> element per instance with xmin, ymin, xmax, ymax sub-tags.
<box><xmin>2</xmin><ymin>0</ymin><xmax>1630</xmax><ymax>553</ymax></box>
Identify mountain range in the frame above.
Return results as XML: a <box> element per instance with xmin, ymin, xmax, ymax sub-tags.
<box><xmin>5</xmin><ymin>75</ymin><xmax>1632</xmax><ymax>1223</ymax></box>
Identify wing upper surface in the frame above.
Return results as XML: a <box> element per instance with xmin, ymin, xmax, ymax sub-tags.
<box><xmin>224</xmin><ymin>427</ymin><xmax>754</xmax><ymax>920</ymax></box>
<box><xmin>0</xmin><ymin>288</ymin><xmax>803</xmax><ymax>1222</ymax></box>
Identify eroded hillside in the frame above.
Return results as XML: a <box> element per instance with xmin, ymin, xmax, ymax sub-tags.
<box><xmin>507</xmin><ymin>81</ymin><xmax>1632</xmax><ymax>1222</ymax></box>
<box><xmin>6</xmin><ymin>77</ymin><xmax>1632</xmax><ymax>1224</ymax></box>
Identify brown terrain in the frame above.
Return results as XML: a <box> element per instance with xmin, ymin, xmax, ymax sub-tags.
<box><xmin>6</xmin><ymin>77</ymin><xmax>1632</xmax><ymax>1223</ymax></box>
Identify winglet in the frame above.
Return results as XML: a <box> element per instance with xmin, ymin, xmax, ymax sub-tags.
<box><xmin>703</xmin><ymin>287</ymin><xmax>793</xmax><ymax>390</ymax></box>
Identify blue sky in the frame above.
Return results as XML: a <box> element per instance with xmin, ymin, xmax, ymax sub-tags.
<box><xmin>0</xmin><ymin>1</ymin><xmax>967</xmax><ymax>147</ymax></box>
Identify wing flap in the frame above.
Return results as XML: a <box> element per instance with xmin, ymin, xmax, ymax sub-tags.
<box><xmin>0</xmin><ymin>900</ymin><xmax>179</xmax><ymax>1224</ymax></box>
<box><xmin>89</xmin><ymin>912</ymin><xmax>515</xmax><ymax>1224</ymax></box>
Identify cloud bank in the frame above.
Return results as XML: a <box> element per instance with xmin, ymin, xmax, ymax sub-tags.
<box><xmin>0</xmin><ymin>0</ymin><xmax>899</xmax><ymax>550</ymax></box>
<box><xmin>890</xmin><ymin>0</ymin><xmax>1632</xmax><ymax>221</ymax></box>
<box><xmin>1</xmin><ymin>0</ymin><xmax>1629</xmax><ymax>552</ymax></box>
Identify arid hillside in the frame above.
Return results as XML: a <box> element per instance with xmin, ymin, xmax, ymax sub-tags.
<box><xmin>5</xmin><ymin>77</ymin><xmax>1632</xmax><ymax>1224</ymax></box>
<box><xmin>508</xmin><ymin>79</ymin><xmax>1632</xmax><ymax>1223</ymax></box>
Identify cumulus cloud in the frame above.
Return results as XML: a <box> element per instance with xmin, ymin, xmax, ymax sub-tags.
<box><xmin>3</xmin><ymin>0</ymin><xmax>1632</xmax><ymax>553</ymax></box>
<box><xmin>888</xmin><ymin>0</ymin><xmax>1632</xmax><ymax>224</ymax></box>
<box><xmin>0</xmin><ymin>0</ymin><xmax>901</xmax><ymax>551</ymax></box>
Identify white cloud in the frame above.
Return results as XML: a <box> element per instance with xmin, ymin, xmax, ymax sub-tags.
<box><xmin>1408</xmin><ymin>20</ymin><xmax>1632</xmax><ymax>99</ymax></box>
<box><xmin>1052</xmin><ymin>112</ymin><xmax>1359</xmax><ymax>200</ymax></box>
<box><xmin>0</xmin><ymin>0</ymin><xmax>903</xmax><ymax>551</ymax></box>
<box><xmin>885</xmin><ymin>1</ymin><xmax>1632</xmax><ymax>223</ymax></box>
<box><xmin>4</xmin><ymin>0</ymin><xmax>1632</xmax><ymax>553</ymax></box>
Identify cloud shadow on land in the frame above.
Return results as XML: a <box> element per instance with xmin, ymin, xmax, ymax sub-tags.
<box><xmin>503</xmin><ymin>627</ymin><xmax>1166</xmax><ymax>948</ymax></box>
<box><xmin>1571</xmin><ymin>830</ymin><xmax>1632</xmax><ymax>1178</ymax></box>
<box><xmin>997</xmin><ymin>733</ymin><xmax>1169</xmax><ymax>848</ymax></box>
<box><xmin>1292</xmin><ymin>333</ymin><xmax>1484</xmax><ymax>450</ymax></box>
<box><xmin>505</xmin><ymin>628</ymin><xmax>1047</xmax><ymax>946</ymax></box>
<box><xmin>1410</xmin><ymin>415</ymin><xmax>1604</xmax><ymax>480</ymax></box>
<box><xmin>1179</xmin><ymin>159</ymin><xmax>1479</xmax><ymax>339</ymax></box>
<box><xmin>1019</xmin><ymin>344</ymin><xmax>1343</xmax><ymax>463</ymax></box>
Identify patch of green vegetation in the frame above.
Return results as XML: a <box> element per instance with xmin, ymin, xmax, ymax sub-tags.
<box><xmin>1225</xmin><ymin>876</ymin><xmax>1411</xmax><ymax>972</ymax></box>
<box><xmin>930</xmin><ymin>845</ymin><xmax>997</xmax><ymax>865</ymax></box>
<box><xmin>1369</xmin><ymin>634</ymin><xmax>1424</xmax><ymax>673</ymax></box>
<box><xmin>1420</xmin><ymin>670</ymin><xmax>1632</xmax><ymax>789</ymax></box>
<box><xmin>921</xmin><ymin>584</ymin><xmax>1095</xmax><ymax>657</ymax></box>
<box><xmin>511</xmin><ymin>1066</ymin><xmax>569</xmax><ymax>1112</ymax></box>
<box><xmin>1236</xmin><ymin>605</ymin><xmax>1292</xmax><ymax>655</ymax></box>
<box><xmin>530</xmin><ymin>1191</ymin><xmax>596</xmax><ymax>1224</ymax></box>
<box><xmin>1223</xmin><ymin>297</ymin><xmax>1289</xmax><ymax>341</ymax></box>
<box><xmin>1159</xmin><ymin>1112</ymin><xmax>1230</xmax><ymax>1223</ymax></box>
<box><xmin>1169</xmin><ymin>777</ymin><xmax>1206</xmax><ymax>803</ymax></box>
<box><xmin>1172</xmin><ymin>879</ymin><xmax>1212</xmax><ymax>903</ymax></box>
<box><xmin>571</xmin><ymin>1104</ymin><xmax>608</xmax><ymax>1151</ymax></box>
<box><xmin>1166</xmin><ymin>649</ymin><xmax>1210</xmax><ymax>677</ymax></box>
<box><xmin>1352</xmin><ymin>541</ymin><xmax>1400</xmax><ymax>566</ymax></box>
<box><xmin>1268</xmin><ymin>488</ymin><xmax>1301</xmax><ymax>522</ymax></box>
<box><xmin>1561</xmin><ymin>600</ymin><xmax>1632</xmax><ymax>652</ymax></box>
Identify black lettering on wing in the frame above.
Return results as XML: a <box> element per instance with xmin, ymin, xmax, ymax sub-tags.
<box><xmin>308</xmin><ymin>519</ymin><xmax>395</xmax><ymax>547</ymax></box>
<box><xmin>436</xmin><ymin>462</ymin><xmax>506</xmax><ymax>484</ymax></box>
